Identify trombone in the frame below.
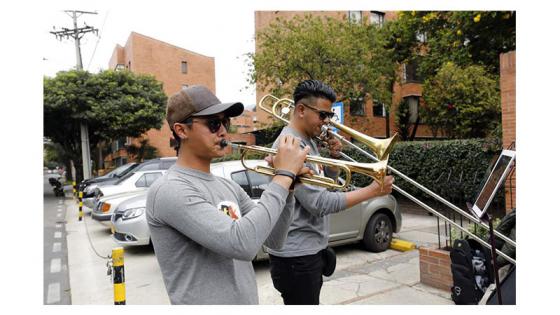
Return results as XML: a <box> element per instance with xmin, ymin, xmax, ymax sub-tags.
<box><xmin>259</xmin><ymin>94</ymin><xmax>398</xmax><ymax>162</ymax></box>
<box><xmin>258</xmin><ymin>94</ymin><xmax>516</xmax><ymax>265</ymax></box>
<box><xmin>228</xmin><ymin>142</ymin><xmax>388</xmax><ymax>190</ymax></box>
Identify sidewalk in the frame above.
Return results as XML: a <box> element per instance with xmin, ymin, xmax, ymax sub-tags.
<box><xmin>64</xmin><ymin>195</ymin><xmax>453</xmax><ymax>305</ymax></box>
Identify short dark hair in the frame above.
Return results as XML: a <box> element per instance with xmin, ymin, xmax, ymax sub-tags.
<box><xmin>293</xmin><ymin>80</ymin><xmax>337</xmax><ymax>105</ymax></box>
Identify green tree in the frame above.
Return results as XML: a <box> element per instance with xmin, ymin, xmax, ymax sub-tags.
<box><xmin>247</xmin><ymin>14</ymin><xmax>395</xmax><ymax>135</ymax></box>
<box><xmin>383</xmin><ymin>11</ymin><xmax>515</xmax><ymax>78</ymax></box>
<box><xmin>44</xmin><ymin>142</ymin><xmax>64</xmax><ymax>169</ymax></box>
<box><xmin>126</xmin><ymin>138</ymin><xmax>159</xmax><ymax>162</ymax></box>
<box><xmin>44</xmin><ymin>69</ymin><xmax>167</xmax><ymax>181</ymax></box>
<box><xmin>421</xmin><ymin>62</ymin><xmax>501</xmax><ymax>139</ymax></box>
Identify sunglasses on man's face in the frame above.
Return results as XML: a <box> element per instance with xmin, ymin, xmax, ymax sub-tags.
<box><xmin>300</xmin><ymin>102</ymin><xmax>335</xmax><ymax>121</ymax></box>
<box><xmin>183</xmin><ymin>116</ymin><xmax>231</xmax><ymax>133</ymax></box>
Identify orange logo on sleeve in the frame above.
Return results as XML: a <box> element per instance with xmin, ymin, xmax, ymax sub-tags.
<box><xmin>217</xmin><ymin>201</ymin><xmax>241</xmax><ymax>220</ymax></box>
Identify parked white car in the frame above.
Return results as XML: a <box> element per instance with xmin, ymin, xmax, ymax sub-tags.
<box><xmin>111</xmin><ymin>160</ymin><xmax>402</xmax><ymax>258</ymax></box>
<box><xmin>94</xmin><ymin>170</ymin><xmax>166</xmax><ymax>199</ymax></box>
<box><xmin>92</xmin><ymin>190</ymin><xmax>149</xmax><ymax>223</ymax></box>
<box><xmin>91</xmin><ymin>170</ymin><xmax>166</xmax><ymax>222</ymax></box>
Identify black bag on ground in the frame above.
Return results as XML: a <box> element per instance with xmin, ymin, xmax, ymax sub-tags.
<box><xmin>321</xmin><ymin>247</ymin><xmax>336</xmax><ymax>277</ymax></box>
<box><xmin>450</xmin><ymin>238</ymin><xmax>494</xmax><ymax>304</ymax></box>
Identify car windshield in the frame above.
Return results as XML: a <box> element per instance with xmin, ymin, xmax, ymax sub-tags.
<box><xmin>114</xmin><ymin>163</ymin><xmax>138</xmax><ymax>177</ymax></box>
<box><xmin>99</xmin><ymin>163</ymin><xmax>136</xmax><ymax>179</ymax></box>
<box><xmin>114</xmin><ymin>171</ymin><xmax>136</xmax><ymax>185</ymax></box>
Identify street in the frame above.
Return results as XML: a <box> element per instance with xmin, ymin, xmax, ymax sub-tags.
<box><xmin>59</xmin><ymin>195</ymin><xmax>452</xmax><ymax>305</ymax></box>
<box><xmin>43</xmin><ymin>174</ymin><xmax>71</xmax><ymax>304</ymax></box>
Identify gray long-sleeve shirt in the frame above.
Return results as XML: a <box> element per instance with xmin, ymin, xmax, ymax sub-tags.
<box><xmin>266</xmin><ymin>126</ymin><xmax>347</xmax><ymax>258</ymax></box>
<box><xmin>146</xmin><ymin>165</ymin><xmax>292</xmax><ymax>305</ymax></box>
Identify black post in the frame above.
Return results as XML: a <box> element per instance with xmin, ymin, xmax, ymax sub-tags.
<box><xmin>486</xmin><ymin>214</ymin><xmax>503</xmax><ymax>305</ymax></box>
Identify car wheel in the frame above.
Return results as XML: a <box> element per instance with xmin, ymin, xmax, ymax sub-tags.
<box><xmin>363</xmin><ymin>212</ymin><xmax>393</xmax><ymax>252</ymax></box>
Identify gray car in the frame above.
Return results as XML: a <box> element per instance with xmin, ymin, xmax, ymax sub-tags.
<box><xmin>111</xmin><ymin>160</ymin><xmax>401</xmax><ymax>258</ymax></box>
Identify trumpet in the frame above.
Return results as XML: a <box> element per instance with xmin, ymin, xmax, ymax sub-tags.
<box><xmin>224</xmin><ymin>140</ymin><xmax>388</xmax><ymax>190</ymax></box>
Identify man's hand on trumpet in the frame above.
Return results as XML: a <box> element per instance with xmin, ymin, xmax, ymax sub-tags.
<box><xmin>265</xmin><ymin>135</ymin><xmax>314</xmax><ymax>177</ymax></box>
<box><xmin>268</xmin><ymin>135</ymin><xmax>313</xmax><ymax>190</ymax></box>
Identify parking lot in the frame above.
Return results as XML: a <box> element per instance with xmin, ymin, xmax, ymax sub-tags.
<box><xmin>62</xmin><ymin>197</ymin><xmax>452</xmax><ymax>305</ymax></box>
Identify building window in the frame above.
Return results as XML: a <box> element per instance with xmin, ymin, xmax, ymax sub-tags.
<box><xmin>403</xmin><ymin>61</ymin><xmax>423</xmax><ymax>83</ymax></box>
<box><xmin>416</xmin><ymin>31</ymin><xmax>427</xmax><ymax>43</ymax></box>
<box><xmin>373</xmin><ymin>101</ymin><xmax>386</xmax><ymax>117</ymax></box>
<box><xmin>349</xmin><ymin>97</ymin><xmax>365</xmax><ymax>116</ymax></box>
<box><xmin>181</xmin><ymin>61</ymin><xmax>188</xmax><ymax>74</ymax></box>
<box><xmin>348</xmin><ymin>11</ymin><xmax>362</xmax><ymax>24</ymax></box>
<box><xmin>112</xmin><ymin>137</ymin><xmax>127</xmax><ymax>152</ymax></box>
<box><xmin>404</xmin><ymin>96</ymin><xmax>420</xmax><ymax>123</ymax></box>
<box><xmin>113</xmin><ymin>156</ymin><xmax>127</xmax><ymax>167</ymax></box>
<box><xmin>370</xmin><ymin>11</ymin><xmax>385</xmax><ymax>26</ymax></box>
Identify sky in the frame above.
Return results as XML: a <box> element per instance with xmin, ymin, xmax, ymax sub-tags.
<box><xmin>41</xmin><ymin>2</ymin><xmax>258</xmax><ymax>109</ymax></box>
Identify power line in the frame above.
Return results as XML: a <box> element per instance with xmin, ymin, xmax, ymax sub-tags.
<box><xmin>87</xmin><ymin>10</ymin><xmax>109</xmax><ymax>71</ymax></box>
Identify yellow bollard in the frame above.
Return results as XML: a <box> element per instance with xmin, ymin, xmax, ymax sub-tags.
<box><xmin>112</xmin><ymin>247</ymin><xmax>126</xmax><ymax>305</ymax></box>
<box><xmin>78</xmin><ymin>191</ymin><xmax>83</xmax><ymax>221</ymax></box>
<box><xmin>390</xmin><ymin>238</ymin><xmax>417</xmax><ymax>252</ymax></box>
<box><xmin>72</xmin><ymin>181</ymin><xmax>77</xmax><ymax>199</ymax></box>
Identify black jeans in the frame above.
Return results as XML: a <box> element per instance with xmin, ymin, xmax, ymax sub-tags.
<box><xmin>269</xmin><ymin>251</ymin><xmax>324</xmax><ymax>305</ymax></box>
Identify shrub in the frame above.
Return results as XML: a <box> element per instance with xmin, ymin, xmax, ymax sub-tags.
<box><xmin>343</xmin><ymin>138</ymin><xmax>502</xmax><ymax>207</ymax></box>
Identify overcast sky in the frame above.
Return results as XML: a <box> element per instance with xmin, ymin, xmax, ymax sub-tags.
<box><xmin>42</xmin><ymin>2</ymin><xmax>258</xmax><ymax>109</ymax></box>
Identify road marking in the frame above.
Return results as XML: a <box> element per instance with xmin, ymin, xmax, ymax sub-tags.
<box><xmin>46</xmin><ymin>282</ymin><xmax>61</xmax><ymax>304</ymax></box>
<box><xmin>57</xmin><ymin>213</ymin><xmax>62</xmax><ymax>218</ymax></box>
<box><xmin>57</xmin><ymin>208</ymin><xmax>62</xmax><ymax>212</ymax></box>
<box><xmin>50</xmin><ymin>258</ymin><xmax>61</xmax><ymax>273</ymax></box>
<box><xmin>54</xmin><ymin>231</ymin><xmax>62</xmax><ymax>239</ymax></box>
<box><xmin>53</xmin><ymin>243</ymin><xmax>61</xmax><ymax>253</ymax></box>
<box><xmin>59</xmin><ymin>200</ymin><xmax>63</xmax><ymax>204</ymax></box>
<box><xmin>55</xmin><ymin>223</ymin><xmax>62</xmax><ymax>228</ymax></box>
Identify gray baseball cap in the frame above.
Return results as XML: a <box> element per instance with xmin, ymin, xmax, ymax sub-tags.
<box><xmin>166</xmin><ymin>85</ymin><xmax>244</xmax><ymax>128</ymax></box>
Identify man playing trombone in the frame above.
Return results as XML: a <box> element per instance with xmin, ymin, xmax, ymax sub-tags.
<box><xmin>266</xmin><ymin>80</ymin><xmax>394</xmax><ymax>305</ymax></box>
<box><xmin>146</xmin><ymin>85</ymin><xmax>311</xmax><ymax>304</ymax></box>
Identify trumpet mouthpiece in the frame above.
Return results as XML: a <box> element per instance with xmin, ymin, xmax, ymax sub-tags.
<box><xmin>219</xmin><ymin>139</ymin><xmax>229</xmax><ymax>148</ymax></box>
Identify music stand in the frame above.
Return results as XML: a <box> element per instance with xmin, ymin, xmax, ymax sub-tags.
<box><xmin>468</xmin><ymin>149</ymin><xmax>516</xmax><ymax>305</ymax></box>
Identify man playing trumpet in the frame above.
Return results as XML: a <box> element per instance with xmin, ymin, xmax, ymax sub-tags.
<box><xmin>266</xmin><ymin>80</ymin><xmax>394</xmax><ymax>305</ymax></box>
<box><xmin>146</xmin><ymin>85</ymin><xmax>311</xmax><ymax>304</ymax></box>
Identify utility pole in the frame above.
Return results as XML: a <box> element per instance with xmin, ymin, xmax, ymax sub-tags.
<box><xmin>51</xmin><ymin>10</ymin><xmax>98</xmax><ymax>180</ymax></box>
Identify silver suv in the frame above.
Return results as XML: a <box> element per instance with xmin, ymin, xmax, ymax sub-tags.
<box><xmin>111</xmin><ymin>160</ymin><xmax>402</xmax><ymax>258</ymax></box>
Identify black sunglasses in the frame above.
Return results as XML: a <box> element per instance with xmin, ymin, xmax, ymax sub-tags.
<box><xmin>183</xmin><ymin>116</ymin><xmax>231</xmax><ymax>133</ymax></box>
<box><xmin>300</xmin><ymin>102</ymin><xmax>335</xmax><ymax>120</ymax></box>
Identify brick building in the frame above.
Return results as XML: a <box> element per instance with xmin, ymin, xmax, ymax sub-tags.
<box><xmin>104</xmin><ymin>32</ymin><xmax>216</xmax><ymax>166</ymax></box>
<box><xmin>230</xmin><ymin>110</ymin><xmax>257</xmax><ymax>145</ymax></box>
<box><xmin>500</xmin><ymin>51</ymin><xmax>516</xmax><ymax>212</ymax></box>
<box><xmin>253</xmin><ymin>11</ymin><xmax>435</xmax><ymax>140</ymax></box>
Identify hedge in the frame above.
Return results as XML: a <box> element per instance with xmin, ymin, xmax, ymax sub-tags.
<box><xmin>343</xmin><ymin>138</ymin><xmax>503</xmax><ymax>208</ymax></box>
